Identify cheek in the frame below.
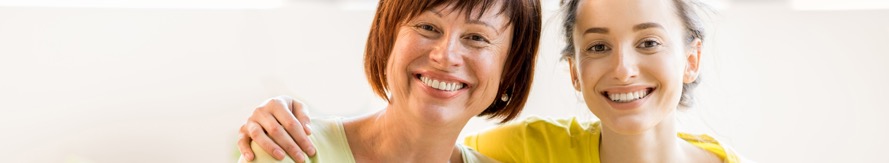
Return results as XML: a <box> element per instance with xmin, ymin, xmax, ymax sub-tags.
<box><xmin>642</xmin><ymin>51</ymin><xmax>686</xmax><ymax>105</ymax></box>
<box><xmin>575</xmin><ymin>59</ymin><xmax>609</xmax><ymax>106</ymax></box>
<box><xmin>391</xmin><ymin>32</ymin><xmax>430</xmax><ymax>63</ymax></box>
<box><xmin>644</xmin><ymin>55</ymin><xmax>684</xmax><ymax>83</ymax></box>
<box><xmin>467</xmin><ymin>52</ymin><xmax>508</xmax><ymax>107</ymax></box>
<box><xmin>386</xmin><ymin>34</ymin><xmax>430</xmax><ymax>96</ymax></box>
<box><xmin>577</xmin><ymin>59</ymin><xmax>605</xmax><ymax>92</ymax></box>
<box><xmin>383</xmin><ymin>53</ymin><xmax>405</xmax><ymax>98</ymax></box>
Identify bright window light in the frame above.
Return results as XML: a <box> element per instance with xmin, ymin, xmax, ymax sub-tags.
<box><xmin>0</xmin><ymin>0</ymin><xmax>285</xmax><ymax>9</ymax></box>
<box><xmin>792</xmin><ymin>0</ymin><xmax>889</xmax><ymax>11</ymax></box>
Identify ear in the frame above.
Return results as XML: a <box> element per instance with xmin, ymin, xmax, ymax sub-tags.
<box><xmin>684</xmin><ymin>39</ymin><xmax>703</xmax><ymax>83</ymax></box>
<box><xmin>567</xmin><ymin>57</ymin><xmax>581</xmax><ymax>91</ymax></box>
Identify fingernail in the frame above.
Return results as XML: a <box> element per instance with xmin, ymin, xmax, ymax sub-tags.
<box><xmin>274</xmin><ymin>149</ymin><xmax>285</xmax><ymax>159</ymax></box>
<box><xmin>246</xmin><ymin>153</ymin><xmax>254</xmax><ymax>160</ymax></box>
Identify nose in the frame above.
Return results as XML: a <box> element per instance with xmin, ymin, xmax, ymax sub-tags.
<box><xmin>610</xmin><ymin>46</ymin><xmax>639</xmax><ymax>83</ymax></box>
<box><xmin>428</xmin><ymin>34</ymin><xmax>464</xmax><ymax>71</ymax></box>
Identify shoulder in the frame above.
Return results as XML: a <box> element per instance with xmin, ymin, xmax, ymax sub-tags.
<box><xmin>306</xmin><ymin>117</ymin><xmax>344</xmax><ymax>138</ymax></box>
<box><xmin>456</xmin><ymin>144</ymin><xmax>501</xmax><ymax>163</ymax></box>
<box><xmin>463</xmin><ymin>116</ymin><xmax>598</xmax><ymax>162</ymax></box>
<box><xmin>305</xmin><ymin>117</ymin><xmax>355</xmax><ymax>162</ymax></box>
<box><xmin>678</xmin><ymin>133</ymin><xmax>743</xmax><ymax>163</ymax></box>
<box><xmin>245</xmin><ymin>141</ymin><xmax>297</xmax><ymax>163</ymax></box>
<box><xmin>489</xmin><ymin>116</ymin><xmax>599</xmax><ymax>138</ymax></box>
<box><xmin>471</xmin><ymin>116</ymin><xmax>594</xmax><ymax>136</ymax></box>
<box><xmin>464</xmin><ymin>116</ymin><xmax>568</xmax><ymax>145</ymax></box>
<box><xmin>241</xmin><ymin>117</ymin><xmax>353</xmax><ymax>163</ymax></box>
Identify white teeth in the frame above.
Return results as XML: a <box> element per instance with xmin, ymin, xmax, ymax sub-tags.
<box><xmin>607</xmin><ymin>90</ymin><xmax>649</xmax><ymax>102</ymax></box>
<box><xmin>419</xmin><ymin>75</ymin><xmax>464</xmax><ymax>91</ymax></box>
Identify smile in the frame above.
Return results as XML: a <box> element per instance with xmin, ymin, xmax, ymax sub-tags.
<box><xmin>417</xmin><ymin>74</ymin><xmax>466</xmax><ymax>92</ymax></box>
<box><xmin>601</xmin><ymin>87</ymin><xmax>655</xmax><ymax>103</ymax></box>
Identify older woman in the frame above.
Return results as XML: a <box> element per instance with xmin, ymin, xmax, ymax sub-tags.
<box><xmin>237</xmin><ymin>0</ymin><xmax>541</xmax><ymax>162</ymax></box>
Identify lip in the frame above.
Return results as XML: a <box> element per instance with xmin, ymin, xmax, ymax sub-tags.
<box><xmin>413</xmin><ymin>71</ymin><xmax>472</xmax><ymax>99</ymax></box>
<box><xmin>599</xmin><ymin>85</ymin><xmax>656</xmax><ymax>110</ymax></box>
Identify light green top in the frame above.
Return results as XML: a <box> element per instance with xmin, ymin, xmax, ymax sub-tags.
<box><xmin>240</xmin><ymin>117</ymin><xmax>498</xmax><ymax>163</ymax></box>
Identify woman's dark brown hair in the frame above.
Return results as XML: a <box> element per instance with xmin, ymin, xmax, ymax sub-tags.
<box><xmin>364</xmin><ymin>0</ymin><xmax>542</xmax><ymax>123</ymax></box>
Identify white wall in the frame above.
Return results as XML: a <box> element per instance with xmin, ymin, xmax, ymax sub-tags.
<box><xmin>1</xmin><ymin>1</ymin><xmax>888</xmax><ymax>162</ymax></box>
<box><xmin>699</xmin><ymin>2</ymin><xmax>889</xmax><ymax>162</ymax></box>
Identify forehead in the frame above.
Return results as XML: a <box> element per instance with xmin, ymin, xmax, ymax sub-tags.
<box><xmin>575</xmin><ymin>0</ymin><xmax>682</xmax><ymax>32</ymax></box>
<box><xmin>430</xmin><ymin>2</ymin><xmax>504</xmax><ymax>18</ymax></box>
<box><xmin>423</xmin><ymin>2</ymin><xmax>513</xmax><ymax>28</ymax></box>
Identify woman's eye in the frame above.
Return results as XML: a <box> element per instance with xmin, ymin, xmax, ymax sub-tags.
<box><xmin>416</xmin><ymin>24</ymin><xmax>438</xmax><ymax>33</ymax></box>
<box><xmin>637</xmin><ymin>40</ymin><xmax>662</xmax><ymax>49</ymax></box>
<box><xmin>587</xmin><ymin>44</ymin><xmax>610</xmax><ymax>52</ymax></box>
<box><xmin>467</xmin><ymin>35</ymin><xmax>489</xmax><ymax>43</ymax></box>
<box><xmin>462</xmin><ymin>34</ymin><xmax>491</xmax><ymax>48</ymax></box>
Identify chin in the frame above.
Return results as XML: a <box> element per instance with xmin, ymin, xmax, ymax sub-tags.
<box><xmin>409</xmin><ymin>103</ymin><xmax>469</xmax><ymax>124</ymax></box>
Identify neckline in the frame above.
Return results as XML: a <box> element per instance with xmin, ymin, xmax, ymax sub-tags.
<box><xmin>585</xmin><ymin>120</ymin><xmax>729</xmax><ymax>162</ymax></box>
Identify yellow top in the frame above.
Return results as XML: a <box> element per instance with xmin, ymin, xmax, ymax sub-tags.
<box><xmin>464</xmin><ymin>116</ymin><xmax>740</xmax><ymax>163</ymax></box>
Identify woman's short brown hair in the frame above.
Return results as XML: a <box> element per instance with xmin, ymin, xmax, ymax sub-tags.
<box><xmin>364</xmin><ymin>0</ymin><xmax>541</xmax><ymax>123</ymax></box>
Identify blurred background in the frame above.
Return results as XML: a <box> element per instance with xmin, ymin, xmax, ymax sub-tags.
<box><xmin>1</xmin><ymin>0</ymin><xmax>888</xmax><ymax>162</ymax></box>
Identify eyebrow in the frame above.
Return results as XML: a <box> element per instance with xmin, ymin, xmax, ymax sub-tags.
<box><xmin>583</xmin><ymin>22</ymin><xmax>665</xmax><ymax>35</ymax></box>
<box><xmin>633</xmin><ymin>22</ymin><xmax>663</xmax><ymax>32</ymax></box>
<box><xmin>429</xmin><ymin>10</ymin><xmax>502</xmax><ymax>35</ymax></box>
<box><xmin>467</xmin><ymin>19</ymin><xmax>501</xmax><ymax>35</ymax></box>
<box><xmin>583</xmin><ymin>27</ymin><xmax>609</xmax><ymax>34</ymax></box>
<box><xmin>431</xmin><ymin>10</ymin><xmax>444</xmax><ymax>17</ymax></box>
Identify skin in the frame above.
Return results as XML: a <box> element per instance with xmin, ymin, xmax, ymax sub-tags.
<box><xmin>245</xmin><ymin>0</ymin><xmax>726</xmax><ymax>162</ymax></box>
<box><xmin>344</xmin><ymin>3</ymin><xmax>513</xmax><ymax>162</ymax></box>
<box><xmin>237</xmin><ymin>3</ymin><xmax>514</xmax><ymax>163</ymax></box>
<box><xmin>238</xmin><ymin>96</ymin><xmax>314</xmax><ymax>162</ymax></box>
<box><xmin>567</xmin><ymin>0</ymin><xmax>717</xmax><ymax>162</ymax></box>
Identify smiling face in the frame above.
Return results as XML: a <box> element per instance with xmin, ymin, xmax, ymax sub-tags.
<box><xmin>385</xmin><ymin>4</ymin><xmax>514</xmax><ymax>124</ymax></box>
<box><xmin>568</xmin><ymin>0</ymin><xmax>702</xmax><ymax>134</ymax></box>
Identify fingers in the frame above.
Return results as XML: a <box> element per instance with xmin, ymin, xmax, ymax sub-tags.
<box><xmin>267</xmin><ymin>99</ymin><xmax>314</xmax><ymax>157</ymax></box>
<box><xmin>242</xmin><ymin>96</ymin><xmax>314</xmax><ymax>162</ymax></box>
<box><xmin>289</xmin><ymin>98</ymin><xmax>313</xmax><ymax>136</ymax></box>
<box><xmin>237</xmin><ymin>126</ymin><xmax>255</xmax><ymax>161</ymax></box>
<box><xmin>244</xmin><ymin>121</ymin><xmax>287</xmax><ymax>160</ymax></box>
<box><xmin>273</xmin><ymin>96</ymin><xmax>316</xmax><ymax>157</ymax></box>
<box><xmin>255</xmin><ymin>109</ymin><xmax>306</xmax><ymax>162</ymax></box>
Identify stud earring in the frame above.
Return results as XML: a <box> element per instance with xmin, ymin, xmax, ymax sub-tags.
<box><xmin>500</xmin><ymin>93</ymin><xmax>509</xmax><ymax>102</ymax></box>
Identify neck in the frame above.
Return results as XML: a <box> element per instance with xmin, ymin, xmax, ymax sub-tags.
<box><xmin>599</xmin><ymin>112</ymin><xmax>691</xmax><ymax>163</ymax></box>
<box><xmin>343</xmin><ymin>104</ymin><xmax>467</xmax><ymax>162</ymax></box>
